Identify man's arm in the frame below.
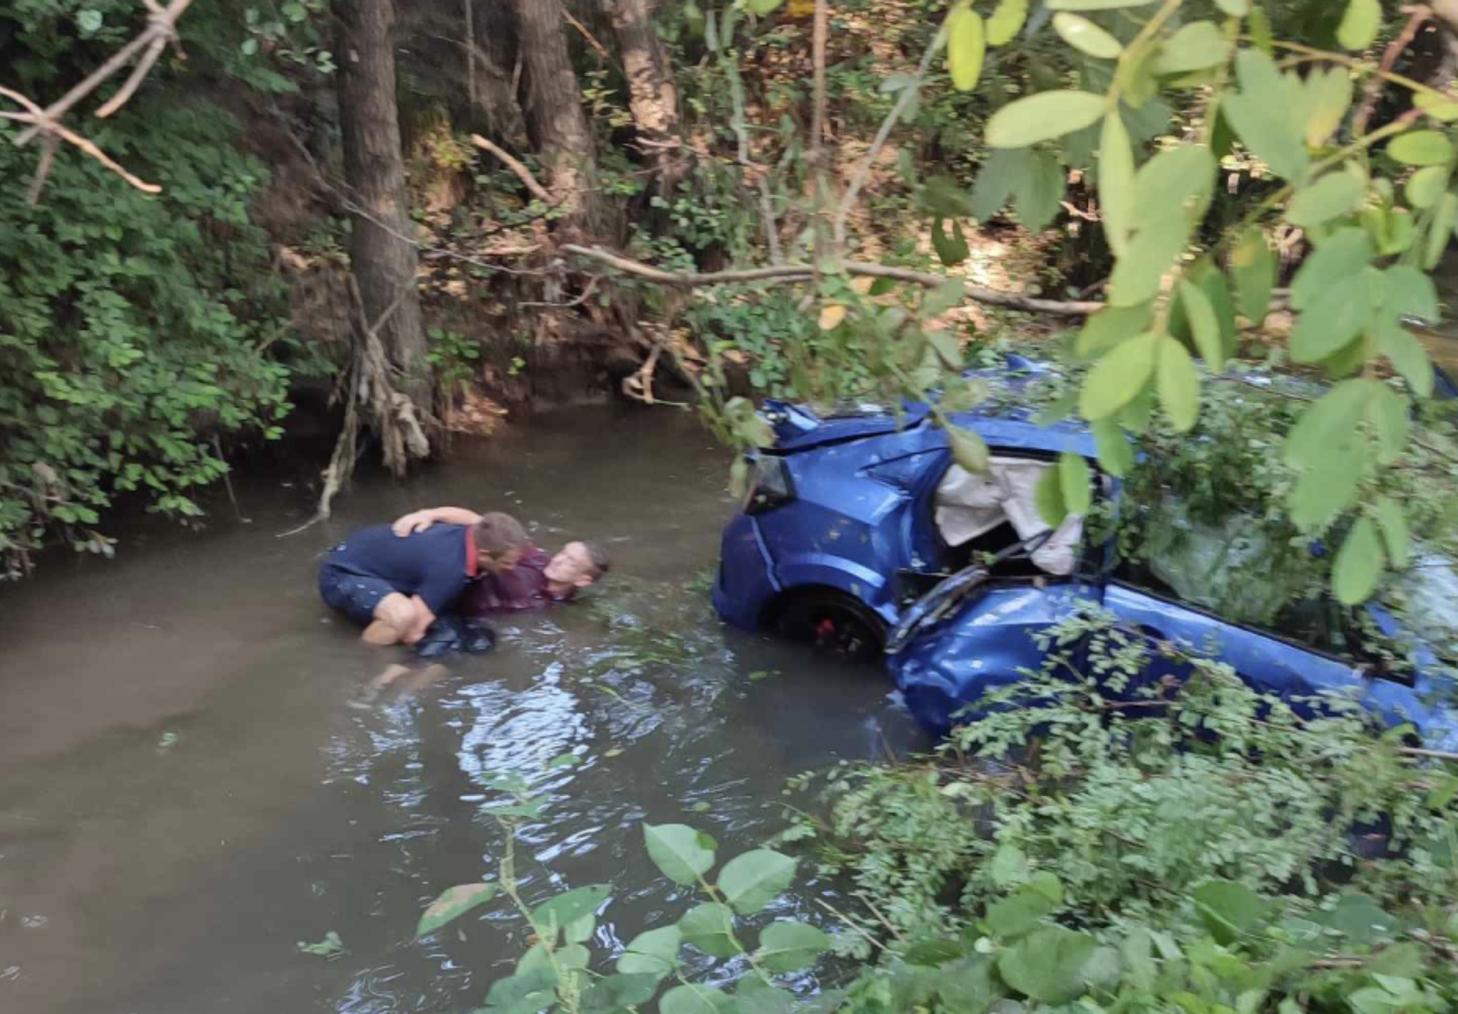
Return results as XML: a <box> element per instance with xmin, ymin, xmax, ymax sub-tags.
<box><xmin>392</xmin><ymin>506</ymin><xmax>484</xmax><ymax>537</ymax></box>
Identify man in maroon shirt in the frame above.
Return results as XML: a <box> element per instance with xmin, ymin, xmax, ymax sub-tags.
<box><xmin>391</xmin><ymin>507</ymin><xmax>610</xmax><ymax>615</ymax></box>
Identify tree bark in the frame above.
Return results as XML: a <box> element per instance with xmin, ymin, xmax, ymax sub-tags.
<box><xmin>609</xmin><ymin>0</ymin><xmax>687</xmax><ymax>195</ymax></box>
<box><xmin>511</xmin><ymin>0</ymin><xmax>605</xmax><ymax>235</ymax></box>
<box><xmin>336</xmin><ymin>0</ymin><xmax>431</xmax><ymax>419</ymax></box>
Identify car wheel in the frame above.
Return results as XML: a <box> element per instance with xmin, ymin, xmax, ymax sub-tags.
<box><xmin>775</xmin><ymin>591</ymin><xmax>885</xmax><ymax>664</ymax></box>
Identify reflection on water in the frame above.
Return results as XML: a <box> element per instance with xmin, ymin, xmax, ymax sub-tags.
<box><xmin>0</xmin><ymin>406</ymin><xmax>927</xmax><ymax>1014</ymax></box>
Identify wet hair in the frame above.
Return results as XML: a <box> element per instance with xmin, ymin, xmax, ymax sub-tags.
<box><xmin>579</xmin><ymin>541</ymin><xmax>611</xmax><ymax>577</ymax></box>
<box><xmin>474</xmin><ymin>512</ymin><xmax>529</xmax><ymax>561</ymax></box>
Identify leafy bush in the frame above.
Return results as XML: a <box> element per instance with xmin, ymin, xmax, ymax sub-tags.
<box><xmin>0</xmin><ymin>100</ymin><xmax>290</xmax><ymax>575</ymax></box>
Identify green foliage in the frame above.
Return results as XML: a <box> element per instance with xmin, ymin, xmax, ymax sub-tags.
<box><xmin>0</xmin><ymin>102</ymin><xmax>290</xmax><ymax>576</ymax></box>
<box><xmin>782</xmin><ymin>609</ymin><xmax>1458</xmax><ymax>1013</ymax></box>
<box><xmin>0</xmin><ymin>0</ymin><xmax>303</xmax><ymax>576</ymax></box>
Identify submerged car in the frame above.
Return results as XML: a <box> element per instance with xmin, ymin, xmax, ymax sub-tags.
<box><xmin>712</xmin><ymin>358</ymin><xmax>1458</xmax><ymax>750</ymax></box>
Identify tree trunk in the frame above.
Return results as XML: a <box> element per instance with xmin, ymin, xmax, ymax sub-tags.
<box><xmin>511</xmin><ymin>0</ymin><xmax>605</xmax><ymax>235</ymax></box>
<box><xmin>336</xmin><ymin>0</ymin><xmax>432</xmax><ymax>421</ymax></box>
<box><xmin>609</xmin><ymin>0</ymin><xmax>688</xmax><ymax>195</ymax></box>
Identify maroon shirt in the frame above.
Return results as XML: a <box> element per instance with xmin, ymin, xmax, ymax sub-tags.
<box><xmin>456</xmin><ymin>545</ymin><xmax>572</xmax><ymax>615</ymax></box>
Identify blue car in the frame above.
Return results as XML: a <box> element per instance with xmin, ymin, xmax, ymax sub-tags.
<box><xmin>713</xmin><ymin>360</ymin><xmax>1458</xmax><ymax>751</ymax></box>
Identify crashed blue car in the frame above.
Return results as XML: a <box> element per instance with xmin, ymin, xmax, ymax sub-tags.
<box><xmin>712</xmin><ymin>360</ymin><xmax>1458</xmax><ymax>751</ymax></box>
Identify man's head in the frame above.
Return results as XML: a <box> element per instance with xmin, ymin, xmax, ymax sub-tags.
<box><xmin>544</xmin><ymin>540</ymin><xmax>611</xmax><ymax>592</ymax></box>
<box><xmin>474</xmin><ymin>513</ymin><xmax>529</xmax><ymax>574</ymax></box>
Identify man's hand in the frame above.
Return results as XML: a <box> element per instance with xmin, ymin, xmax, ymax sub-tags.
<box><xmin>393</xmin><ymin>511</ymin><xmax>436</xmax><ymax>538</ymax></box>
<box><xmin>393</xmin><ymin>506</ymin><xmax>485</xmax><ymax>537</ymax></box>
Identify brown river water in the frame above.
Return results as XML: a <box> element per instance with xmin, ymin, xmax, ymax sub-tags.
<box><xmin>0</xmin><ymin>405</ymin><xmax>928</xmax><ymax>1014</ymax></box>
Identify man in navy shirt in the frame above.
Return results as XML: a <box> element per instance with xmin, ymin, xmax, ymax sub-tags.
<box><xmin>318</xmin><ymin>512</ymin><xmax>528</xmax><ymax>646</ymax></box>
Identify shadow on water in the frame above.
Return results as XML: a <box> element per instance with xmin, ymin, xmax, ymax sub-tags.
<box><xmin>0</xmin><ymin>405</ymin><xmax>928</xmax><ymax>1014</ymax></box>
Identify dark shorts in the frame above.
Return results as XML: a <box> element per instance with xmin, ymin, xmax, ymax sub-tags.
<box><xmin>318</xmin><ymin>563</ymin><xmax>397</xmax><ymax>627</ymax></box>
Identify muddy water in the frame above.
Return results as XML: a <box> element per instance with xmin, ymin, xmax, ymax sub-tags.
<box><xmin>0</xmin><ymin>406</ymin><xmax>926</xmax><ymax>1014</ymax></box>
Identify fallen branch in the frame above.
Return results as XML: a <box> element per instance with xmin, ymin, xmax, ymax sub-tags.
<box><xmin>471</xmin><ymin>134</ymin><xmax>554</xmax><ymax>205</ymax></box>
<box><xmin>560</xmin><ymin>244</ymin><xmax>1105</xmax><ymax>316</ymax></box>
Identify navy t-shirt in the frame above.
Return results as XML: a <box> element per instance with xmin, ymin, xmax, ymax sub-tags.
<box><xmin>324</xmin><ymin>523</ymin><xmax>474</xmax><ymax>614</ymax></box>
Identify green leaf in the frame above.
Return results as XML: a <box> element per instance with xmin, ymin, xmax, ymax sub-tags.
<box><xmin>1194</xmin><ymin>880</ymin><xmax>1269</xmax><ymax>944</ymax></box>
<box><xmin>1048</xmin><ymin>0</ymin><xmax>1158</xmax><ymax>8</ymax></box>
<box><xmin>923</xmin><ymin>278</ymin><xmax>969</xmax><ymax>319</ymax></box>
<box><xmin>1416</xmin><ymin>90</ymin><xmax>1458</xmax><ymax>122</ymax></box>
<box><xmin>757</xmin><ymin>921</ymin><xmax>831</xmax><ymax>973</ymax></box>
<box><xmin>1014</xmin><ymin>151</ymin><xmax>1067</xmax><ymax>232</ymax></box>
<box><xmin>1405</xmin><ymin>165</ymin><xmax>1450</xmax><ymax>209</ymax></box>
<box><xmin>1100</xmin><ymin>112</ymin><xmax>1135</xmax><ymax>255</ymax></box>
<box><xmin>1230</xmin><ymin>229</ymin><xmax>1275</xmax><ymax>326</ymax></box>
<box><xmin>1376</xmin><ymin>496</ymin><xmax>1411</xmax><ymax>568</ymax></box>
<box><xmin>1384</xmin><ymin>264</ymin><xmax>1440</xmax><ymax>323</ymax></box>
<box><xmin>987</xmin><ymin>887</ymin><xmax>1057</xmax><ymax>939</ymax></box>
<box><xmin>1290</xmin><ymin>268</ymin><xmax>1379</xmax><ymax>363</ymax></box>
<box><xmin>986</xmin><ymin>91</ymin><xmax>1109</xmax><ymax>149</ymax></box>
<box><xmin>617</xmin><ymin>925</ymin><xmax>682</xmax><ymax>978</ymax></box>
<box><xmin>1076</xmin><ymin>302</ymin><xmax>1153</xmax><ymax>358</ymax></box>
<box><xmin>986</xmin><ymin>0</ymin><xmax>1028</xmax><ymax>47</ymax></box>
<box><xmin>744</xmin><ymin>0</ymin><xmax>785</xmax><ymax>14</ymax></box>
<box><xmin>990</xmin><ymin>842</ymin><xmax>1030</xmax><ymax>887</ymax></box>
<box><xmin>1092</xmin><ymin>419</ymin><xmax>1134</xmax><ymax>477</ymax></box>
<box><xmin>1368</xmin><ymin>384</ymin><xmax>1412</xmax><ymax>465</ymax></box>
<box><xmin>1080</xmin><ymin>331</ymin><xmax>1158</xmax><ymax>419</ymax></box>
<box><xmin>1389</xmin><ymin>130</ymin><xmax>1454</xmax><ymax>167</ymax></box>
<box><xmin>1288</xmin><ymin>173</ymin><xmax>1366</xmax><ymax>228</ymax></box>
<box><xmin>1426</xmin><ymin>192</ymin><xmax>1458</xmax><ymax>269</ymax></box>
<box><xmin>1291</xmin><ymin>458</ymin><xmax>1361</xmax><ymax>529</ymax></box>
<box><xmin>1109</xmin><ymin>145</ymin><xmax>1215</xmax><ymax>306</ymax></box>
<box><xmin>415</xmin><ymin>882</ymin><xmax>499</xmax><ymax>940</ymax></box>
<box><xmin>718</xmin><ymin>848</ymin><xmax>797</xmax><ymax>915</ymax></box>
<box><xmin>931</xmin><ymin>218</ymin><xmax>971</xmax><ymax>267</ymax></box>
<box><xmin>1377</xmin><ymin>321</ymin><xmax>1435</xmax><ymax>397</ymax></box>
<box><xmin>485</xmin><ymin>967</ymin><xmax>559</xmax><ymax>1014</ymax></box>
<box><xmin>1053</xmin><ymin>13</ymin><xmax>1122</xmax><ymax>59</ymax></box>
<box><xmin>1179</xmin><ymin>281</ymin><xmax>1225</xmax><ymax>370</ymax></box>
<box><xmin>240</xmin><ymin>37</ymin><xmax>260</xmax><ymax>56</ymax></box>
<box><xmin>644</xmin><ymin>824</ymin><xmax>717</xmax><ymax>886</ymax></box>
<box><xmin>1286</xmin><ymin>381</ymin><xmax>1371</xmax><ymax>468</ymax></box>
<box><xmin>1215</xmin><ymin>0</ymin><xmax>1249</xmax><ymax>13</ymax></box>
<box><xmin>581</xmin><ymin>973</ymin><xmax>661</xmax><ymax>1014</ymax></box>
<box><xmin>533</xmin><ymin>885</ymin><xmax>612</xmax><ymax>943</ymax></box>
<box><xmin>997</xmin><ymin>926</ymin><xmax>1098</xmax><ymax>1004</ymax></box>
<box><xmin>1337</xmin><ymin>0</ymin><xmax>1381</xmax><ymax>51</ymax></box>
<box><xmin>1303</xmin><ymin>68</ymin><xmax>1353</xmax><ymax>147</ymax></box>
<box><xmin>1153</xmin><ymin>21</ymin><xmax>1230</xmax><ymax>75</ymax></box>
<box><xmin>1059</xmin><ymin>452</ymin><xmax>1093</xmax><ymax>516</ymax></box>
<box><xmin>948</xmin><ymin>424</ymin><xmax>991</xmax><ymax>474</ymax></box>
<box><xmin>661</xmin><ymin>984</ymin><xmax>732</xmax><ymax>1014</ymax></box>
<box><xmin>1290</xmin><ymin>229</ymin><xmax>1374</xmax><ymax>311</ymax></box>
<box><xmin>283</xmin><ymin>2</ymin><xmax>307</xmax><ymax>21</ymax></box>
<box><xmin>1035</xmin><ymin>465</ymin><xmax>1069</xmax><ymax>528</ymax></box>
<box><xmin>971</xmin><ymin>147</ymin><xmax>1028</xmax><ymax>221</ymax></box>
<box><xmin>678</xmin><ymin>902</ymin><xmax>739</xmax><ymax>958</ymax></box>
<box><xmin>1225</xmin><ymin>50</ymin><xmax>1309</xmax><ymax>179</ymax></box>
<box><xmin>922</xmin><ymin>175</ymin><xmax>976</xmax><ymax>218</ymax></box>
<box><xmin>77</xmin><ymin>9</ymin><xmax>103</xmax><ymax>32</ymax></box>
<box><xmin>948</xmin><ymin>8</ymin><xmax>987</xmax><ymax>92</ymax></box>
<box><xmin>1426</xmin><ymin>774</ymin><xmax>1458</xmax><ymax>810</ymax></box>
<box><xmin>566</xmin><ymin>913</ymin><xmax>595</xmax><ymax>945</ymax></box>
<box><xmin>1334</xmin><ymin>516</ymin><xmax>1386</xmax><ymax>605</ymax></box>
<box><xmin>1157</xmin><ymin>338</ymin><xmax>1200</xmax><ymax>432</ymax></box>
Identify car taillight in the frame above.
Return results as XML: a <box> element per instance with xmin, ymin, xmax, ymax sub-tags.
<box><xmin>744</xmin><ymin>454</ymin><xmax>796</xmax><ymax>515</ymax></box>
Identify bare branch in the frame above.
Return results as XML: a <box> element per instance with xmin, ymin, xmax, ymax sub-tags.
<box><xmin>561</xmin><ymin>244</ymin><xmax>1105</xmax><ymax>316</ymax></box>
<box><xmin>1352</xmin><ymin>5</ymin><xmax>1432</xmax><ymax>137</ymax></box>
<box><xmin>470</xmin><ymin>134</ymin><xmax>554</xmax><ymax>204</ymax></box>
<box><xmin>3</xmin><ymin>0</ymin><xmax>194</xmax><ymax>201</ymax></box>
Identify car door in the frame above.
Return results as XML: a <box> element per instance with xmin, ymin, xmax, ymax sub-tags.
<box><xmin>1102</xmin><ymin>581</ymin><xmax>1368</xmax><ymax>716</ymax></box>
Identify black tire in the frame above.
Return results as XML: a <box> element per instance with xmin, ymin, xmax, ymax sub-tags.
<box><xmin>772</xmin><ymin>590</ymin><xmax>886</xmax><ymax>664</ymax></box>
